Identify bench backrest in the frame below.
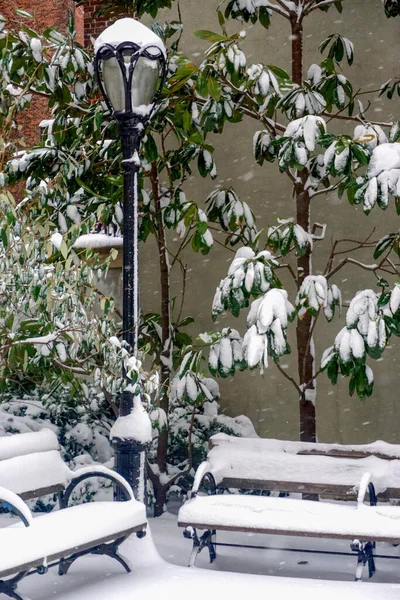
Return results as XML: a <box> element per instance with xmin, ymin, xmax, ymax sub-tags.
<box><xmin>207</xmin><ymin>434</ymin><xmax>400</xmax><ymax>499</ymax></box>
<box><xmin>0</xmin><ymin>430</ymin><xmax>72</xmax><ymax>499</ymax></box>
<box><xmin>209</xmin><ymin>434</ymin><xmax>400</xmax><ymax>460</ymax></box>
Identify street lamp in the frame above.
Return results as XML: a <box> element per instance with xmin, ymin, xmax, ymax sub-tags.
<box><xmin>94</xmin><ymin>18</ymin><xmax>167</xmax><ymax>503</ymax></box>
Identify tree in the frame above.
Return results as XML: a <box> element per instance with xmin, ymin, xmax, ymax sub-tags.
<box><xmin>178</xmin><ymin>0</ymin><xmax>400</xmax><ymax>443</ymax></box>
<box><xmin>0</xmin><ymin>2</ymin><xmax>257</xmax><ymax>515</ymax></box>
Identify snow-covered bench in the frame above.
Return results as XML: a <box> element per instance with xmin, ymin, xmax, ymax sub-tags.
<box><xmin>0</xmin><ymin>429</ymin><xmax>147</xmax><ymax>600</ymax></box>
<box><xmin>178</xmin><ymin>433</ymin><xmax>400</xmax><ymax>579</ymax></box>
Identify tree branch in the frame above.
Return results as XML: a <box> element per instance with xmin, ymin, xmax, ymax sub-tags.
<box><xmin>274</xmin><ymin>359</ymin><xmax>301</xmax><ymax>394</ymax></box>
<box><xmin>326</xmin><ymin>256</ymin><xmax>385</xmax><ymax>280</ymax></box>
<box><xmin>304</xmin><ymin>0</ymin><xmax>347</xmax><ymax>15</ymax></box>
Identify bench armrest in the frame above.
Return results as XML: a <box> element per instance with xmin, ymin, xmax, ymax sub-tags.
<box><xmin>62</xmin><ymin>465</ymin><xmax>134</xmax><ymax>508</ymax></box>
<box><xmin>191</xmin><ymin>462</ymin><xmax>216</xmax><ymax>498</ymax></box>
<box><xmin>0</xmin><ymin>486</ymin><xmax>32</xmax><ymax>527</ymax></box>
<box><xmin>356</xmin><ymin>472</ymin><xmax>377</xmax><ymax>506</ymax></box>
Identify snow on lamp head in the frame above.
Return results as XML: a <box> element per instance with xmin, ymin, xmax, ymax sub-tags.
<box><xmin>94</xmin><ymin>18</ymin><xmax>167</xmax><ymax>120</ymax></box>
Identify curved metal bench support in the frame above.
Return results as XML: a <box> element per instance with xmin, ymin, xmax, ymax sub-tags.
<box><xmin>185</xmin><ymin>471</ymin><xmax>217</xmax><ymax>567</ymax></box>
<box><xmin>60</xmin><ymin>469</ymin><xmax>132</xmax><ymax>509</ymax></box>
<box><xmin>58</xmin><ymin>469</ymin><xmax>139</xmax><ymax>576</ymax></box>
<box><xmin>58</xmin><ymin>535</ymin><xmax>131</xmax><ymax>576</ymax></box>
<box><xmin>0</xmin><ymin>498</ymin><xmax>30</xmax><ymax>599</ymax></box>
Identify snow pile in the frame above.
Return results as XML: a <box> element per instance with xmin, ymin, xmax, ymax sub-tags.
<box><xmin>73</xmin><ymin>234</ymin><xmax>123</xmax><ymax>249</ymax></box>
<box><xmin>110</xmin><ymin>397</ymin><xmax>152</xmax><ymax>443</ymax></box>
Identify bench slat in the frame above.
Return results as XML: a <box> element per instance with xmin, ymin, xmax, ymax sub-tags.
<box><xmin>0</xmin><ymin>500</ymin><xmax>146</xmax><ymax>576</ymax></box>
<box><xmin>0</xmin><ymin>525</ymin><xmax>144</xmax><ymax>578</ymax></box>
<box><xmin>218</xmin><ymin>478</ymin><xmax>362</xmax><ymax>497</ymax></box>
<box><xmin>178</xmin><ymin>495</ymin><xmax>400</xmax><ymax>544</ymax></box>
<box><xmin>0</xmin><ymin>450</ymin><xmax>72</xmax><ymax>497</ymax></box>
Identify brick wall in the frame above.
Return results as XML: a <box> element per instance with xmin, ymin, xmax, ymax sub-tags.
<box><xmin>3</xmin><ymin>0</ymin><xmax>81</xmax><ymax>149</ymax></box>
<box><xmin>80</xmin><ymin>0</ymin><xmax>112</xmax><ymax>49</ymax></box>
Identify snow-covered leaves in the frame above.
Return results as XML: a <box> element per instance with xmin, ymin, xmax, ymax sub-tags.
<box><xmin>267</xmin><ymin>218</ymin><xmax>313</xmax><ymax>257</ymax></box>
<box><xmin>212</xmin><ymin>247</ymin><xmax>281</xmax><ymax>319</ymax></box>
<box><xmin>278</xmin><ymin>85</ymin><xmax>326</xmax><ymax>120</ymax></box>
<box><xmin>172</xmin><ymin>351</ymin><xmax>220</xmax><ymax>406</ymax></box>
<box><xmin>208</xmin><ymin>328</ymin><xmax>246</xmax><ymax>377</ymax></box>
<box><xmin>296</xmin><ymin>275</ymin><xmax>341</xmax><ymax>321</ymax></box>
<box><xmin>0</xmin><ymin>192</ymin><xmax>124</xmax><ymax>399</ymax></box>
<box><xmin>206</xmin><ymin>188</ymin><xmax>257</xmax><ymax>246</ymax></box>
<box><xmin>319</xmin><ymin>34</ymin><xmax>354</xmax><ymax>66</ymax></box>
<box><xmin>354</xmin><ymin>143</ymin><xmax>400</xmax><ymax>213</ymax></box>
<box><xmin>243</xmin><ymin>289</ymin><xmax>294</xmax><ymax>369</ymax></box>
<box><xmin>321</xmin><ymin>134</ymin><xmax>370</xmax><ymax>177</ymax></box>
<box><xmin>277</xmin><ymin>116</ymin><xmax>326</xmax><ymax>171</ymax></box>
<box><xmin>224</xmin><ymin>1</ymin><xmax>273</xmax><ymax>28</ymax></box>
<box><xmin>322</xmin><ymin>289</ymin><xmax>387</xmax><ymax>399</ymax></box>
<box><xmin>353</xmin><ymin>124</ymin><xmax>388</xmax><ymax>151</ymax></box>
<box><xmin>253</xmin><ymin>130</ymin><xmax>277</xmax><ymax>165</ymax></box>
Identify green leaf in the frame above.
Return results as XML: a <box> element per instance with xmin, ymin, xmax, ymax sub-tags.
<box><xmin>259</xmin><ymin>6</ymin><xmax>271</xmax><ymax>29</ymax></box>
<box><xmin>194</xmin><ymin>30</ymin><xmax>229</xmax><ymax>43</ymax></box>
<box><xmin>144</xmin><ymin>134</ymin><xmax>158</xmax><ymax>161</ymax></box>
<box><xmin>267</xmin><ymin>65</ymin><xmax>290</xmax><ymax>80</ymax></box>
<box><xmin>0</xmin><ymin>229</ymin><xmax>8</xmax><ymax>249</ymax></box>
<box><xmin>207</xmin><ymin>77</ymin><xmax>222</xmax><ymax>101</ymax></box>
<box><xmin>374</xmin><ymin>235</ymin><xmax>395</xmax><ymax>259</ymax></box>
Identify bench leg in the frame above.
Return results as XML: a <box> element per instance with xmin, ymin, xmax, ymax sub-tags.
<box><xmin>351</xmin><ymin>540</ymin><xmax>376</xmax><ymax>581</ymax></box>
<box><xmin>0</xmin><ymin>571</ymin><xmax>30</xmax><ymax>600</ymax></box>
<box><xmin>58</xmin><ymin>537</ymin><xmax>131</xmax><ymax>576</ymax></box>
<box><xmin>184</xmin><ymin>528</ymin><xmax>216</xmax><ymax>567</ymax></box>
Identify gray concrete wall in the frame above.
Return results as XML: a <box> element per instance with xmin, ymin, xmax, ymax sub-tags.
<box><xmin>107</xmin><ymin>1</ymin><xmax>400</xmax><ymax>443</ymax></box>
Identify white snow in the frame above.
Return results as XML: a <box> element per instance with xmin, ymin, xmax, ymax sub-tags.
<box><xmin>0</xmin><ymin>450</ymin><xmax>71</xmax><ymax>496</ymax></box>
<box><xmin>0</xmin><ymin>429</ymin><xmax>58</xmax><ymax>461</ymax></box>
<box><xmin>210</xmin><ymin>432</ymin><xmax>400</xmax><ymax>460</ymax></box>
<box><xmin>30</xmin><ymin>38</ymin><xmax>42</xmax><ymax>62</ymax></box>
<box><xmin>110</xmin><ymin>397</ymin><xmax>152</xmax><ymax>443</ymax></box>
<box><xmin>73</xmin><ymin>234</ymin><xmax>123</xmax><ymax>249</ymax></box>
<box><xmin>50</xmin><ymin>232</ymin><xmax>63</xmax><ymax>250</ymax></box>
<box><xmin>1</xmin><ymin>492</ymin><xmax>400</xmax><ymax>597</ymax></box>
<box><xmin>94</xmin><ymin>18</ymin><xmax>166</xmax><ymax>57</ymax></box>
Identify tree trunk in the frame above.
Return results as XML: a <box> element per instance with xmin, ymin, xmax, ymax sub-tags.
<box><xmin>291</xmin><ymin>16</ymin><xmax>316</xmax><ymax>443</ymax></box>
<box><xmin>150</xmin><ymin>164</ymin><xmax>172</xmax><ymax>516</ymax></box>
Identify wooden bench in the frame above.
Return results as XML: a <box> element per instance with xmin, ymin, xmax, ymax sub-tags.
<box><xmin>0</xmin><ymin>429</ymin><xmax>147</xmax><ymax>600</ymax></box>
<box><xmin>178</xmin><ymin>433</ymin><xmax>400</xmax><ymax>580</ymax></box>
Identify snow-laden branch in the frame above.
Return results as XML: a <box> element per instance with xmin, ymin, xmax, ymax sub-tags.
<box><xmin>327</xmin><ymin>257</ymin><xmax>382</xmax><ymax>280</ymax></box>
<box><xmin>262</xmin><ymin>0</ymin><xmax>292</xmax><ymax>18</ymax></box>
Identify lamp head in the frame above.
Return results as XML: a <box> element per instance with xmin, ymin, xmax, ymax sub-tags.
<box><xmin>94</xmin><ymin>18</ymin><xmax>167</xmax><ymax>121</ymax></box>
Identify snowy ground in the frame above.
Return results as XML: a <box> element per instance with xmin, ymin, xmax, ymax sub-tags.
<box><xmin>6</xmin><ymin>509</ymin><xmax>400</xmax><ymax>600</ymax></box>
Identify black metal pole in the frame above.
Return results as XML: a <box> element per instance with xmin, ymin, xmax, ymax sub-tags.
<box><xmin>112</xmin><ymin>117</ymin><xmax>149</xmax><ymax>503</ymax></box>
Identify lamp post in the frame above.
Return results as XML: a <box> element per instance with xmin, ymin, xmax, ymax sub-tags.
<box><xmin>94</xmin><ymin>18</ymin><xmax>167</xmax><ymax>503</ymax></box>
